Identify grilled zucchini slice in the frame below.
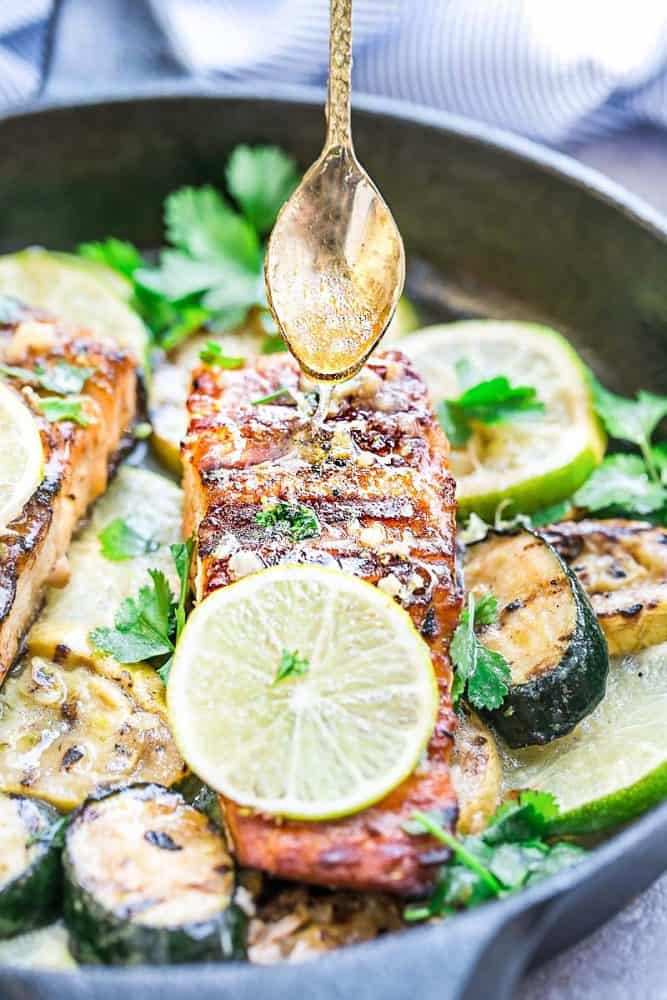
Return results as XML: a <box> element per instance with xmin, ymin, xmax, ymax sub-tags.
<box><xmin>542</xmin><ymin>519</ymin><xmax>667</xmax><ymax>656</ymax></box>
<box><xmin>63</xmin><ymin>785</ymin><xmax>246</xmax><ymax>965</ymax></box>
<box><xmin>451</xmin><ymin>707</ymin><xmax>502</xmax><ymax>834</ymax></box>
<box><xmin>0</xmin><ymin>794</ymin><xmax>61</xmax><ymax>939</ymax></box>
<box><xmin>464</xmin><ymin>529</ymin><xmax>609</xmax><ymax>747</ymax></box>
<box><xmin>0</xmin><ymin>654</ymin><xmax>185</xmax><ymax>811</ymax></box>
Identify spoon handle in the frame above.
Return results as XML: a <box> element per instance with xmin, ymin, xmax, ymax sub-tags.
<box><xmin>326</xmin><ymin>0</ymin><xmax>353</xmax><ymax>149</ymax></box>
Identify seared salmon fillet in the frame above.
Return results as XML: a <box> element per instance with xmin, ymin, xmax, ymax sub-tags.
<box><xmin>183</xmin><ymin>350</ymin><xmax>462</xmax><ymax>895</ymax></box>
<box><xmin>0</xmin><ymin>300</ymin><xmax>137</xmax><ymax>682</ymax></box>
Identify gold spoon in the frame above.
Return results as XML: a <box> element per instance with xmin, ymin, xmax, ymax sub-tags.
<box><xmin>264</xmin><ymin>0</ymin><xmax>406</xmax><ymax>386</ymax></box>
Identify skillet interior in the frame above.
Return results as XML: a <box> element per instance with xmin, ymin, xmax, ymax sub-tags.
<box><xmin>0</xmin><ymin>86</ymin><xmax>667</xmax><ymax>999</ymax></box>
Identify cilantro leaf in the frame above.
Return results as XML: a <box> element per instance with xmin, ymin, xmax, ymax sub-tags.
<box><xmin>38</xmin><ymin>396</ymin><xmax>93</xmax><ymax>427</ymax></box>
<box><xmin>438</xmin><ymin>374</ymin><xmax>544</xmax><ymax>446</ymax></box>
<box><xmin>198</xmin><ymin>341</ymin><xmax>245</xmax><ymax>368</ymax></box>
<box><xmin>78</xmin><ymin>238</ymin><xmax>144</xmax><ymax>279</ymax></box>
<box><xmin>251</xmin><ymin>387</ymin><xmax>294</xmax><ymax>406</ymax></box>
<box><xmin>450</xmin><ymin>593</ymin><xmax>511</xmax><ymax>710</ymax></box>
<box><xmin>170</xmin><ymin>538</ymin><xmax>194</xmax><ymax>641</ymax></box>
<box><xmin>590</xmin><ymin>376</ymin><xmax>667</xmax><ymax>479</ymax></box>
<box><xmin>529</xmin><ymin>499</ymin><xmax>571</xmax><ymax>525</ymax></box>
<box><xmin>255</xmin><ymin>502</ymin><xmax>320</xmax><ymax>542</ymax></box>
<box><xmin>402</xmin><ymin>793</ymin><xmax>584</xmax><ymax>919</ymax></box>
<box><xmin>159</xmin><ymin>306</ymin><xmax>213</xmax><ymax>353</ymax></box>
<box><xmin>226</xmin><ymin>145</ymin><xmax>300</xmax><ymax>235</ymax></box>
<box><xmin>274</xmin><ymin>648</ymin><xmax>310</xmax><ymax>684</ymax></box>
<box><xmin>165</xmin><ymin>185</ymin><xmax>261</xmax><ymax>271</ymax></box>
<box><xmin>573</xmin><ymin>454</ymin><xmax>666</xmax><ymax>516</ymax></box>
<box><xmin>0</xmin><ymin>360</ymin><xmax>95</xmax><ymax>395</ymax></box>
<box><xmin>98</xmin><ymin>518</ymin><xmax>160</xmax><ymax>562</ymax></box>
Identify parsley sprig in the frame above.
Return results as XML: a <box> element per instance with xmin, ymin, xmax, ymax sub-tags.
<box><xmin>274</xmin><ymin>649</ymin><xmax>310</xmax><ymax>684</ymax></box>
<box><xmin>198</xmin><ymin>341</ymin><xmax>244</xmax><ymax>368</ymax></box>
<box><xmin>37</xmin><ymin>396</ymin><xmax>93</xmax><ymax>427</ymax></box>
<box><xmin>438</xmin><ymin>363</ymin><xmax>544</xmax><ymax>447</ymax></box>
<box><xmin>255</xmin><ymin>501</ymin><xmax>320</xmax><ymax>542</ymax></box>
<box><xmin>450</xmin><ymin>593</ymin><xmax>511</xmax><ymax>711</ymax></box>
<box><xmin>573</xmin><ymin>377</ymin><xmax>667</xmax><ymax>519</ymax></box>
<box><xmin>98</xmin><ymin>518</ymin><xmax>160</xmax><ymax>562</ymax></box>
<box><xmin>0</xmin><ymin>360</ymin><xmax>95</xmax><ymax>395</ymax></box>
<box><xmin>89</xmin><ymin>538</ymin><xmax>194</xmax><ymax>683</ymax></box>
<box><xmin>78</xmin><ymin>146</ymin><xmax>299</xmax><ymax>355</ymax></box>
<box><xmin>403</xmin><ymin>791</ymin><xmax>584</xmax><ymax>918</ymax></box>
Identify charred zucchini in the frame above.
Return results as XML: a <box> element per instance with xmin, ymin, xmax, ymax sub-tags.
<box><xmin>542</xmin><ymin>519</ymin><xmax>667</xmax><ymax>656</ymax></box>
<box><xmin>63</xmin><ymin>785</ymin><xmax>245</xmax><ymax>965</ymax></box>
<box><xmin>0</xmin><ymin>794</ymin><xmax>62</xmax><ymax>939</ymax></box>
<box><xmin>0</xmin><ymin>654</ymin><xmax>185</xmax><ymax>811</ymax></box>
<box><xmin>451</xmin><ymin>708</ymin><xmax>502</xmax><ymax>834</ymax></box>
<box><xmin>464</xmin><ymin>529</ymin><xmax>608</xmax><ymax>747</ymax></box>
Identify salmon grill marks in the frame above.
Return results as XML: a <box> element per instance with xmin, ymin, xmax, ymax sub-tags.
<box><xmin>0</xmin><ymin>300</ymin><xmax>137</xmax><ymax>682</ymax></box>
<box><xmin>182</xmin><ymin>350</ymin><xmax>462</xmax><ymax>895</ymax></box>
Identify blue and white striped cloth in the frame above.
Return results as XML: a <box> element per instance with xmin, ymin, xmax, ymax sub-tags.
<box><xmin>3</xmin><ymin>0</ymin><xmax>667</xmax><ymax>146</ymax></box>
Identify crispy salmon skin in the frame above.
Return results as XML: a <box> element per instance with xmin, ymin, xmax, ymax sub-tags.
<box><xmin>0</xmin><ymin>300</ymin><xmax>137</xmax><ymax>681</ymax></box>
<box><xmin>183</xmin><ymin>351</ymin><xmax>462</xmax><ymax>895</ymax></box>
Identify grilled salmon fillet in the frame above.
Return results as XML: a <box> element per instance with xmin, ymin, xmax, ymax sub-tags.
<box><xmin>0</xmin><ymin>300</ymin><xmax>137</xmax><ymax>682</ymax></box>
<box><xmin>183</xmin><ymin>350</ymin><xmax>462</xmax><ymax>895</ymax></box>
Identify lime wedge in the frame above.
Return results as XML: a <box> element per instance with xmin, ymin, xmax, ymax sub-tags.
<box><xmin>167</xmin><ymin>565</ymin><xmax>438</xmax><ymax>820</ymax></box>
<box><xmin>402</xmin><ymin>321</ymin><xmax>605</xmax><ymax>519</ymax></box>
<box><xmin>0</xmin><ymin>250</ymin><xmax>147</xmax><ymax>363</ymax></box>
<box><xmin>502</xmin><ymin>642</ymin><xmax>667</xmax><ymax>836</ymax></box>
<box><xmin>0</xmin><ymin>382</ymin><xmax>44</xmax><ymax>533</ymax></box>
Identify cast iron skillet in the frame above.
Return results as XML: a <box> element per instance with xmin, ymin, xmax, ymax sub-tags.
<box><xmin>1</xmin><ymin>2</ymin><xmax>667</xmax><ymax>998</ymax></box>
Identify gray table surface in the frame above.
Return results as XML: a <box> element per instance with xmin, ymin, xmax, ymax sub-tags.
<box><xmin>520</xmin><ymin>124</ymin><xmax>667</xmax><ymax>1000</ymax></box>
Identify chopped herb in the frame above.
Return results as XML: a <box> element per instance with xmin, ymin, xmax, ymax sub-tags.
<box><xmin>226</xmin><ymin>145</ymin><xmax>299</xmax><ymax>235</ymax></box>
<box><xmin>89</xmin><ymin>538</ymin><xmax>194</xmax><ymax>684</ymax></box>
<box><xmin>573</xmin><ymin>454</ymin><xmax>666</xmax><ymax>517</ymax></box>
<box><xmin>251</xmin><ymin>387</ymin><xmax>294</xmax><ymax>406</ymax></box>
<box><xmin>589</xmin><ymin>376</ymin><xmax>667</xmax><ymax>481</ymax></box>
<box><xmin>438</xmin><ymin>374</ymin><xmax>544</xmax><ymax>447</ymax></box>
<box><xmin>38</xmin><ymin>396</ymin><xmax>93</xmax><ymax>427</ymax></box>
<box><xmin>274</xmin><ymin>648</ymin><xmax>310</xmax><ymax>684</ymax></box>
<box><xmin>255</xmin><ymin>501</ymin><xmax>320</xmax><ymax>542</ymax></box>
<box><xmin>198</xmin><ymin>340</ymin><xmax>245</xmax><ymax>368</ymax></box>
<box><xmin>450</xmin><ymin>593</ymin><xmax>511</xmax><ymax>711</ymax></box>
<box><xmin>261</xmin><ymin>335</ymin><xmax>287</xmax><ymax>355</ymax></box>
<box><xmin>402</xmin><ymin>792</ymin><xmax>584</xmax><ymax>918</ymax></box>
<box><xmin>78</xmin><ymin>238</ymin><xmax>144</xmax><ymax>279</ymax></box>
<box><xmin>0</xmin><ymin>360</ymin><xmax>95</xmax><ymax>395</ymax></box>
<box><xmin>98</xmin><ymin>518</ymin><xmax>160</xmax><ymax>562</ymax></box>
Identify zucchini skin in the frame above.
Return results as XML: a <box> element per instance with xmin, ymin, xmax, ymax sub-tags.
<box><xmin>487</xmin><ymin>539</ymin><xmax>609</xmax><ymax>747</ymax></box>
<box><xmin>63</xmin><ymin>785</ymin><xmax>246</xmax><ymax>966</ymax></box>
<box><xmin>0</xmin><ymin>796</ymin><xmax>62</xmax><ymax>940</ymax></box>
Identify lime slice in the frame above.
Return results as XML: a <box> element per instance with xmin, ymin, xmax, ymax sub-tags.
<box><xmin>402</xmin><ymin>321</ymin><xmax>605</xmax><ymax>519</ymax></box>
<box><xmin>0</xmin><ymin>250</ymin><xmax>147</xmax><ymax>363</ymax></box>
<box><xmin>168</xmin><ymin>565</ymin><xmax>438</xmax><ymax>820</ymax></box>
<box><xmin>502</xmin><ymin>642</ymin><xmax>667</xmax><ymax>836</ymax></box>
<box><xmin>28</xmin><ymin>466</ymin><xmax>182</xmax><ymax>664</ymax></box>
<box><xmin>150</xmin><ymin>320</ymin><xmax>266</xmax><ymax>475</ymax></box>
<box><xmin>0</xmin><ymin>382</ymin><xmax>44</xmax><ymax>533</ymax></box>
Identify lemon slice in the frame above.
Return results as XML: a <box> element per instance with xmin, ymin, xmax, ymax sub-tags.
<box><xmin>402</xmin><ymin>321</ymin><xmax>605</xmax><ymax>519</ymax></box>
<box><xmin>0</xmin><ymin>250</ymin><xmax>147</xmax><ymax>363</ymax></box>
<box><xmin>167</xmin><ymin>565</ymin><xmax>438</xmax><ymax>820</ymax></box>
<box><xmin>502</xmin><ymin>642</ymin><xmax>667</xmax><ymax>837</ymax></box>
<box><xmin>0</xmin><ymin>382</ymin><xmax>43</xmax><ymax>533</ymax></box>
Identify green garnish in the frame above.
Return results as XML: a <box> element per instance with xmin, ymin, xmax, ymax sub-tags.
<box><xmin>589</xmin><ymin>376</ymin><xmax>667</xmax><ymax>482</ymax></box>
<box><xmin>98</xmin><ymin>518</ymin><xmax>160</xmax><ymax>562</ymax></box>
<box><xmin>38</xmin><ymin>396</ymin><xmax>93</xmax><ymax>427</ymax></box>
<box><xmin>78</xmin><ymin>147</ymin><xmax>299</xmax><ymax>355</ymax></box>
<box><xmin>27</xmin><ymin>814</ymin><xmax>70</xmax><ymax>849</ymax></box>
<box><xmin>133</xmin><ymin>421</ymin><xmax>153</xmax><ymax>440</ymax></box>
<box><xmin>251</xmin><ymin>387</ymin><xmax>294</xmax><ymax>406</ymax></box>
<box><xmin>450</xmin><ymin>593</ymin><xmax>511</xmax><ymax>710</ymax></box>
<box><xmin>198</xmin><ymin>340</ymin><xmax>245</xmax><ymax>368</ymax></box>
<box><xmin>402</xmin><ymin>791</ymin><xmax>584</xmax><ymax>918</ymax></box>
<box><xmin>89</xmin><ymin>538</ymin><xmax>194</xmax><ymax>684</ymax></box>
<box><xmin>0</xmin><ymin>360</ymin><xmax>95</xmax><ymax>395</ymax></box>
<box><xmin>255</xmin><ymin>501</ymin><xmax>320</xmax><ymax>542</ymax></box>
<box><xmin>438</xmin><ymin>371</ymin><xmax>545</xmax><ymax>447</ymax></box>
<box><xmin>274</xmin><ymin>649</ymin><xmax>310</xmax><ymax>684</ymax></box>
<box><xmin>574</xmin><ymin>454</ymin><xmax>666</xmax><ymax>517</ymax></box>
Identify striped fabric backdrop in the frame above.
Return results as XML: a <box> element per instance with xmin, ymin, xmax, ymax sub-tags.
<box><xmin>3</xmin><ymin>0</ymin><xmax>667</xmax><ymax>146</ymax></box>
